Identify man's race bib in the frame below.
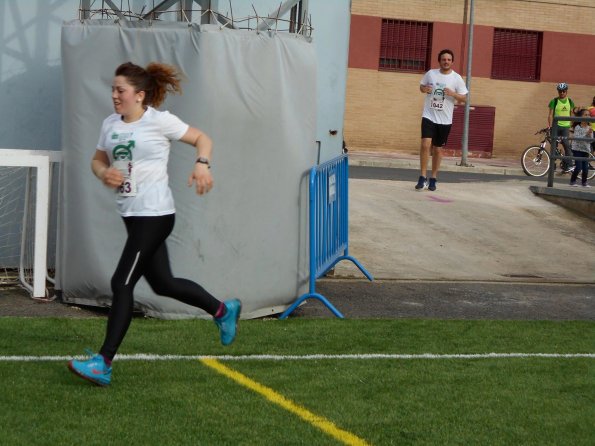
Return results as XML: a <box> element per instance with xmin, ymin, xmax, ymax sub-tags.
<box><xmin>430</xmin><ymin>83</ymin><xmax>446</xmax><ymax>111</ymax></box>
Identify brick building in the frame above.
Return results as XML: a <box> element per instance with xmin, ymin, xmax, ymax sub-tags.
<box><xmin>345</xmin><ymin>0</ymin><xmax>595</xmax><ymax>159</ymax></box>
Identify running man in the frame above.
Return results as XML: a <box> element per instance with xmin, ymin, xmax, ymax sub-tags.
<box><xmin>417</xmin><ymin>49</ymin><xmax>468</xmax><ymax>191</ymax></box>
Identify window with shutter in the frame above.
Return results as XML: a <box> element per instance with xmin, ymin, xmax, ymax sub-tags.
<box><xmin>491</xmin><ymin>28</ymin><xmax>542</xmax><ymax>81</ymax></box>
<box><xmin>379</xmin><ymin>19</ymin><xmax>432</xmax><ymax>73</ymax></box>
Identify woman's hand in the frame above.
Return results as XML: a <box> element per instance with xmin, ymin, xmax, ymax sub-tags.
<box><xmin>92</xmin><ymin>150</ymin><xmax>123</xmax><ymax>189</ymax></box>
<box><xmin>100</xmin><ymin>167</ymin><xmax>125</xmax><ymax>189</ymax></box>
<box><xmin>188</xmin><ymin>163</ymin><xmax>213</xmax><ymax>195</ymax></box>
<box><xmin>180</xmin><ymin>127</ymin><xmax>214</xmax><ymax>196</ymax></box>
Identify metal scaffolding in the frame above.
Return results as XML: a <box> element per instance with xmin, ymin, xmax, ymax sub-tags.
<box><xmin>78</xmin><ymin>0</ymin><xmax>313</xmax><ymax>36</ymax></box>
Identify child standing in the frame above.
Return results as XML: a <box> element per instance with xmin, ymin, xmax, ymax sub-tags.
<box><xmin>588</xmin><ymin>96</ymin><xmax>595</xmax><ymax>153</ymax></box>
<box><xmin>569</xmin><ymin>108</ymin><xmax>593</xmax><ymax>188</ymax></box>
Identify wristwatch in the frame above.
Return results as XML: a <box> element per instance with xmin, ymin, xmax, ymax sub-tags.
<box><xmin>196</xmin><ymin>157</ymin><xmax>210</xmax><ymax>168</ymax></box>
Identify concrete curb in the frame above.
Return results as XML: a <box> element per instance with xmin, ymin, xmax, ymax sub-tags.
<box><xmin>348</xmin><ymin>157</ymin><xmax>526</xmax><ymax>176</ymax></box>
<box><xmin>530</xmin><ymin>185</ymin><xmax>595</xmax><ymax>220</ymax></box>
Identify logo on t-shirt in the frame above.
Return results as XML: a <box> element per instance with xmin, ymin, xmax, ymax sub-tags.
<box><xmin>113</xmin><ymin>140</ymin><xmax>135</xmax><ymax>161</ymax></box>
<box><xmin>431</xmin><ymin>83</ymin><xmax>446</xmax><ymax>111</ymax></box>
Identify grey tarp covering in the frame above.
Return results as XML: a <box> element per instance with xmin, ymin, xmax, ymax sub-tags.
<box><xmin>60</xmin><ymin>20</ymin><xmax>316</xmax><ymax>319</ymax></box>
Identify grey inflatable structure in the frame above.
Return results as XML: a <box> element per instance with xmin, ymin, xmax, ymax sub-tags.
<box><xmin>59</xmin><ymin>20</ymin><xmax>316</xmax><ymax>319</ymax></box>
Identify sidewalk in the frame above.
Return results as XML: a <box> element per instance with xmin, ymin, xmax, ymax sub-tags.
<box><xmin>348</xmin><ymin>150</ymin><xmax>594</xmax><ymax>220</ymax></box>
<box><xmin>332</xmin><ymin>150</ymin><xmax>595</xmax><ymax>283</ymax></box>
<box><xmin>348</xmin><ymin>150</ymin><xmax>525</xmax><ymax>176</ymax></box>
<box><xmin>333</xmin><ymin>177</ymin><xmax>595</xmax><ymax>282</ymax></box>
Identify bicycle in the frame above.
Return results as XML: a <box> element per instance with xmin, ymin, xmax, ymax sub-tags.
<box><xmin>521</xmin><ymin>128</ymin><xmax>595</xmax><ymax>179</ymax></box>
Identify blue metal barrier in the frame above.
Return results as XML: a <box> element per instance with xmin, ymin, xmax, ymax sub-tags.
<box><xmin>279</xmin><ymin>154</ymin><xmax>373</xmax><ymax>319</ymax></box>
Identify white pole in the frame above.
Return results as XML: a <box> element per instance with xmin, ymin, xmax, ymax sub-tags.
<box><xmin>33</xmin><ymin>156</ymin><xmax>50</xmax><ymax>298</ymax></box>
<box><xmin>0</xmin><ymin>149</ymin><xmax>54</xmax><ymax>298</ymax></box>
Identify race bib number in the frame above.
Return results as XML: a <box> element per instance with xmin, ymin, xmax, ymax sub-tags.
<box><xmin>111</xmin><ymin>138</ymin><xmax>136</xmax><ymax>197</ymax></box>
<box><xmin>113</xmin><ymin>159</ymin><xmax>137</xmax><ymax>197</ymax></box>
<box><xmin>430</xmin><ymin>84</ymin><xmax>446</xmax><ymax>111</ymax></box>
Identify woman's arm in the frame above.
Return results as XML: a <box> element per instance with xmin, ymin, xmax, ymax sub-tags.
<box><xmin>180</xmin><ymin>127</ymin><xmax>214</xmax><ymax>195</ymax></box>
<box><xmin>91</xmin><ymin>149</ymin><xmax>123</xmax><ymax>189</ymax></box>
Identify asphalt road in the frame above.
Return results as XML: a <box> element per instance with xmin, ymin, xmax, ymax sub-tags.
<box><xmin>290</xmin><ymin>279</ymin><xmax>595</xmax><ymax>320</ymax></box>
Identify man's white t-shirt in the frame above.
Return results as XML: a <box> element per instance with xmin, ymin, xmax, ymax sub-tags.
<box><xmin>96</xmin><ymin>106</ymin><xmax>189</xmax><ymax>217</ymax></box>
<box><xmin>420</xmin><ymin>69</ymin><xmax>468</xmax><ymax>125</ymax></box>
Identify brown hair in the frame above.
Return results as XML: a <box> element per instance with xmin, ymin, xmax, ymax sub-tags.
<box><xmin>437</xmin><ymin>49</ymin><xmax>454</xmax><ymax>62</ymax></box>
<box><xmin>572</xmin><ymin>108</ymin><xmax>588</xmax><ymax>128</ymax></box>
<box><xmin>114</xmin><ymin>62</ymin><xmax>183</xmax><ymax>107</ymax></box>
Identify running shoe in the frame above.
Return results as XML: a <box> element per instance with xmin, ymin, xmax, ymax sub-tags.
<box><xmin>68</xmin><ymin>350</ymin><xmax>112</xmax><ymax>386</ymax></box>
<box><xmin>570</xmin><ymin>181</ymin><xmax>578</xmax><ymax>187</ymax></box>
<box><xmin>582</xmin><ymin>183</ymin><xmax>592</xmax><ymax>188</ymax></box>
<box><xmin>214</xmin><ymin>299</ymin><xmax>242</xmax><ymax>346</ymax></box>
<box><xmin>428</xmin><ymin>178</ymin><xmax>437</xmax><ymax>191</ymax></box>
<box><xmin>415</xmin><ymin>176</ymin><xmax>428</xmax><ymax>191</ymax></box>
<box><xmin>561</xmin><ymin>165</ymin><xmax>575</xmax><ymax>174</ymax></box>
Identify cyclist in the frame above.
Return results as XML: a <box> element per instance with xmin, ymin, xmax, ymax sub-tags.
<box><xmin>547</xmin><ymin>83</ymin><xmax>575</xmax><ymax>172</ymax></box>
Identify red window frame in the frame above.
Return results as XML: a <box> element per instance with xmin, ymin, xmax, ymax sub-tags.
<box><xmin>379</xmin><ymin>19</ymin><xmax>432</xmax><ymax>73</ymax></box>
<box><xmin>491</xmin><ymin>28</ymin><xmax>542</xmax><ymax>81</ymax></box>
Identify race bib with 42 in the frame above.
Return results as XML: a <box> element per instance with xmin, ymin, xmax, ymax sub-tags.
<box><xmin>430</xmin><ymin>83</ymin><xmax>447</xmax><ymax>111</ymax></box>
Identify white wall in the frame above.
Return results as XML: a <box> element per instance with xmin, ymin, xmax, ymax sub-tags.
<box><xmin>309</xmin><ymin>0</ymin><xmax>351</xmax><ymax>162</ymax></box>
<box><xmin>0</xmin><ymin>0</ymin><xmax>76</xmax><ymax>150</ymax></box>
<box><xmin>0</xmin><ymin>0</ymin><xmax>351</xmax><ymax>161</ymax></box>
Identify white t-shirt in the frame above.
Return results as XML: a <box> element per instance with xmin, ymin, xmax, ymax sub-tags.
<box><xmin>96</xmin><ymin>107</ymin><xmax>189</xmax><ymax>217</ymax></box>
<box><xmin>420</xmin><ymin>69</ymin><xmax>468</xmax><ymax>125</ymax></box>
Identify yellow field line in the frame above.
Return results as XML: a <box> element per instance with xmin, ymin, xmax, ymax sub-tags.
<box><xmin>200</xmin><ymin>358</ymin><xmax>370</xmax><ymax>446</ymax></box>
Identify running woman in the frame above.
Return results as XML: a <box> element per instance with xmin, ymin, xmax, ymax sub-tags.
<box><xmin>68</xmin><ymin>62</ymin><xmax>241</xmax><ymax>387</ymax></box>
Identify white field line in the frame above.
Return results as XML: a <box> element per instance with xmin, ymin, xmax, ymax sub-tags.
<box><xmin>0</xmin><ymin>353</ymin><xmax>594</xmax><ymax>362</ymax></box>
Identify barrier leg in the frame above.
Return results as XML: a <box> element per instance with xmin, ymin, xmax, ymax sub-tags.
<box><xmin>278</xmin><ymin>292</ymin><xmax>344</xmax><ymax>319</ymax></box>
<box><xmin>325</xmin><ymin>255</ymin><xmax>374</xmax><ymax>282</ymax></box>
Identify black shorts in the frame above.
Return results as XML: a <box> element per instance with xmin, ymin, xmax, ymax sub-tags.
<box><xmin>421</xmin><ymin>117</ymin><xmax>452</xmax><ymax>147</ymax></box>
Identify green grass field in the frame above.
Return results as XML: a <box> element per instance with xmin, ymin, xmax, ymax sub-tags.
<box><xmin>0</xmin><ymin>318</ymin><xmax>593</xmax><ymax>445</ymax></box>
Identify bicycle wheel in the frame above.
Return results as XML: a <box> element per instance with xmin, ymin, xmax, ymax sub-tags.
<box><xmin>588</xmin><ymin>153</ymin><xmax>595</xmax><ymax>181</ymax></box>
<box><xmin>521</xmin><ymin>146</ymin><xmax>550</xmax><ymax>177</ymax></box>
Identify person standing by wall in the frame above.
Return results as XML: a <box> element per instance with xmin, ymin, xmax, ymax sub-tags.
<box><xmin>416</xmin><ymin>49</ymin><xmax>468</xmax><ymax>192</ymax></box>
<box><xmin>67</xmin><ymin>61</ymin><xmax>241</xmax><ymax>387</ymax></box>
<box><xmin>547</xmin><ymin>83</ymin><xmax>575</xmax><ymax>173</ymax></box>
<box><xmin>588</xmin><ymin>96</ymin><xmax>595</xmax><ymax>153</ymax></box>
<box><xmin>569</xmin><ymin>109</ymin><xmax>593</xmax><ymax>188</ymax></box>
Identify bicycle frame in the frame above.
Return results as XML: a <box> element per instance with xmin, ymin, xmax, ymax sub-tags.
<box><xmin>542</xmin><ymin>133</ymin><xmax>563</xmax><ymax>158</ymax></box>
<box><xmin>523</xmin><ymin>126</ymin><xmax>594</xmax><ymax>181</ymax></box>
<box><xmin>535</xmin><ymin>130</ymin><xmax>560</xmax><ymax>160</ymax></box>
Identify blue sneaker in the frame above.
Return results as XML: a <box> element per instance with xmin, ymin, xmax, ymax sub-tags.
<box><xmin>68</xmin><ymin>350</ymin><xmax>112</xmax><ymax>386</ymax></box>
<box><xmin>214</xmin><ymin>299</ymin><xmax>242</xmax><ymax>346</ymax></box>
<box><xmin>415</xmin><ymin>176</ymin><xmax>428</xmax><ymax>191</ymax></box>
<box><xmin>428</xmin><ymin>178</ymin><xmax>437</xmax><ymax>191</ymax></box>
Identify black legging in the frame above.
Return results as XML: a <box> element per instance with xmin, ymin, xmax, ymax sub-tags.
<box><xmin>100</xmin><ymin>214</ymin><xmax>220</xmax><ymax>360</ymax></box>
<box><xmin>569</xmin><ymin>150</ymin><xmax>589</xmax><ymax>184</ymax></box>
